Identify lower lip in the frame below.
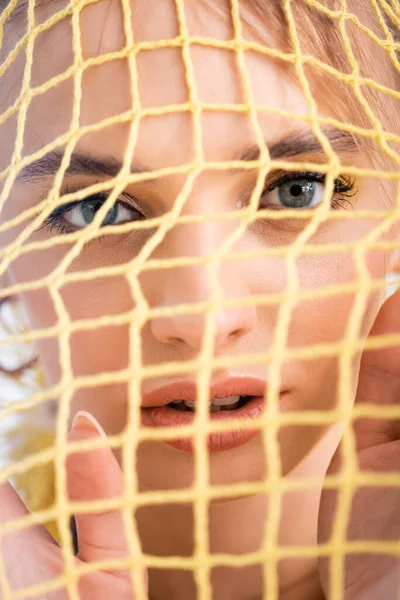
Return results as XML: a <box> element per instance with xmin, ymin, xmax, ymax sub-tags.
<box><xmin>141</xmin><ymin>396</ymin><xmax>266</xmax><ymax>452</ymax></box>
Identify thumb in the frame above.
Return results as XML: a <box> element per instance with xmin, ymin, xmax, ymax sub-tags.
<box><xmin>67</xmin><ymin>411</ymin><xmax>145</xmax><ymax>591</ymax></box>
<box><xmin>354</xmin><ymin>289</ymin><xmax>400</xmax><ymax>450</ymax></box>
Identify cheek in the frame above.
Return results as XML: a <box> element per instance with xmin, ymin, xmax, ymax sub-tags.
<box><xmin>290</xmin><ymin>245</ymin><xmax>386</xmax><ymax>344</ymax></box>
<box><xmin>13</xmin><ymin>255</ymin><xmax>134</xmax><ymax>384</ymax></box>
<box><xmin>263</xmin><ymin>249</ymin><xmax>384</xmax><ymax>406</ymax></box>
<box><xmin>70</xmin><ymin>383</ymin><xmax>129</xmax><ymax>438</ymax></box>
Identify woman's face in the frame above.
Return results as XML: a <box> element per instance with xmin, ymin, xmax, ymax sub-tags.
<box><xmin>0</xmin><ymin>0</ymin><xmax>394</xmax><ymax>490</ymax></box>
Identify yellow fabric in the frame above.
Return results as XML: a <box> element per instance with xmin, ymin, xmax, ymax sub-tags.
<box><xmin>0</xmin><ymin>1</ymin><xmax>399</xmax><ymax>599</ymax></box>
<box><xmin>10</xmin><ymin>428</ymin><xmax>58</xmax><ymax>541</ymax></box>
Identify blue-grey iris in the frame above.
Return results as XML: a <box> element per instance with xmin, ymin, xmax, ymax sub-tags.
<box><xmin>81</xmin><ymin>200</ymin><xmax>118</xmax><ymax>226</ymax></box>
<box><xmin>278</xmin><ymin>179</ymin><xmax>316</xmax><ymax>208</ymax></box>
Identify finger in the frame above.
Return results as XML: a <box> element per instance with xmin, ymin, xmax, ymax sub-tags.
<box><xmin>0</xmin><ymin>479</ymin><xmax>55</xmax><ymax>538</ymax></box>
<box><xmin>66</xmin><ymin>412</ymin><xmax>141</xmax><ymax>567</ymax></box>
<box><xmin>357</xmin><ymin>289</ymin><xmax>400</xmax><ymax>403</ymax></box>
<box><xmin>0</xmin><ymin>481</ymin><xmax>57</xmax><ymax>593</ymax></box>
<box><xmin>354</xmin><ymin>289</ymin><xmax>400</xmax><ymax>449</ymax></box>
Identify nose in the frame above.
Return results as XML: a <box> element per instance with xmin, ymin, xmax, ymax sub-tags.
<box><xmin>149</xmin><ymin>263</ymin><xmax>257</xmax><ymax>352</ymax></box>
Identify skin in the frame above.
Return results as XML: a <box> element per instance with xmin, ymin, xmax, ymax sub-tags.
<box><xmin>0</xmin><ymin>0</ymin><xmax>399</xmax><ymax>598</ymax></box>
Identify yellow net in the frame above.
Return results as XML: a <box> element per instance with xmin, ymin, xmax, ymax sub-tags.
<box><xmin>0</xmin><ymin>0</ymin><xmax>399</xmax><ymax>598</ymax></box>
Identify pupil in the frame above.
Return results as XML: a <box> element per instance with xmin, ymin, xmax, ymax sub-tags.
<box><xmin>290</xmin><ymin>184</ymin><xmax>303</xmax><ymax>197</ymax></box>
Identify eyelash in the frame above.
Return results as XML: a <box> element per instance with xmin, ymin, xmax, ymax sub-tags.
<box><xmin>38</xmin><ymin>170</ymin><xmax>357</xmax><ymax>237</ymax></box>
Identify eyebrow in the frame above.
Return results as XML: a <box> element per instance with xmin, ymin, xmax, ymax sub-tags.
<box><xmin>15</xmin><ymin>126</ymin><xmax>358</xmax><ymax>184</ymax></box>
<box><xmin>16</xmin><ymin>151</ymin><xmax>147</xmax><ymax>184</ymax></box>
<box><xmin>241</xmin><ymin>126</ymin><xmax>359</xmax><ymax>162</ymax></box>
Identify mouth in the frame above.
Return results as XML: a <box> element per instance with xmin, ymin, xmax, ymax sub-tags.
<box><xmin>168</xmin><ymin>394</ymin><xmax>254</xmax><ymax>412</ymax></box>
<box><xmin>140</xmin><ymin>378</ymin><xmax>284</xmax><ymax>452</ymax></box>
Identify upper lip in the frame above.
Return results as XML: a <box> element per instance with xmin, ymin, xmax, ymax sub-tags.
<box><xmin>141</xmin><ymin>377</ymin><xmax>269</xmax><ymax>407</ymax></box>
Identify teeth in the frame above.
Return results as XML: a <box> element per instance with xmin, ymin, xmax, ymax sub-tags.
<box><xmin>183</xmin><ymin>400</ymin><xmax>213</xmax><ymax>408</ymax></box>
<box><xmin>183</xmin><ymin>400</ymin><xmax>196</xmax><ymax>408</ymax></box>
<box><xmin>170</xmin><ymin>395</ymin><xmax>246</xmax><ymax>411</ymax></box>
<box><xmin>211</xmin><ymin>395</ymin><xmax>241</xmax><ymax>406</ymax></box>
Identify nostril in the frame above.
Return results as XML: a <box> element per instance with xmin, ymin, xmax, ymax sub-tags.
<box><xmin>230</xmin><ymin>328</ymin><xmax>245</xmax><ymax>339</ymax></box>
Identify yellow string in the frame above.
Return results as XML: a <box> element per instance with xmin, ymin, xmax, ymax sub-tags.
<box><xmin>0</xmin><ymin>0</ymin><xmax>399</xmax><ymax>599</ymax></box>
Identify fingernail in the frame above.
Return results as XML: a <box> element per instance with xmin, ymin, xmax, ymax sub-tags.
<box><xmin>71</xmin><ymin>411</ymin><xmax>107</xmax><ymax>439</ymax></box>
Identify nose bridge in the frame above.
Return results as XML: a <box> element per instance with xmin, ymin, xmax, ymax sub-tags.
<box><xmin>147</xmin><ymin>220</ymin><xmax>257</xmax><ymax>351</ymax></box>
<box><xmin>170</xmin><ymin>214</ymin><xmax>227</xmax><ymax>261</ymax></box>
<box><xmin>153</xmin><ymin>216</ymin><xmax>235</xmax><ymax>296</ymax></box>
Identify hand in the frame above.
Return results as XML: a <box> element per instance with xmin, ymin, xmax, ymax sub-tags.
<box><xmin>318</xmin><ymin>291</ymin><xmax>400</xmax><ymax>599</ymax></box>
<box><xmin>0</xmin><ymin>412</ymin><xmax>148</xmax><ymax>599</ymax></box>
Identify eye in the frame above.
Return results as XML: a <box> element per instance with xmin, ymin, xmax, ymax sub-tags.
<box><xmin>261</xmin><ymin>177</ymin><xmax>325</xmax><ymax>209</ymax></box>
<box><xmin>41</xmin><ymin>192</ymin><xmax>144</xmax><ymax>236</ymax></box>
<box><xmin>63</xmin><ymin>196</ymin><xmax>137</xmax><ymax>228</ymax></box>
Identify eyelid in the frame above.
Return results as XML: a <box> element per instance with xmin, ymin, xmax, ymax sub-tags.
<box><xmin>264</xmin><ymin>169</ymin><xmax>354</xmax><ymax>194</ymax></box>
<box><xmin>51</xmin><ymin>184</ymin><xmax>146</xmax><ymax>219</ymax></box>
<box><xmin>265</xmin><ymin>170</ymin><xmax>323</xmax><ymax>192</ymax></box>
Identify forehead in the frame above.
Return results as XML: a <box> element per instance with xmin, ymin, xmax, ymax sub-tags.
<box><xmin>3</xmin><ymin>0</ymin><xmax>316</xmax><ymax>168</ymax></box>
